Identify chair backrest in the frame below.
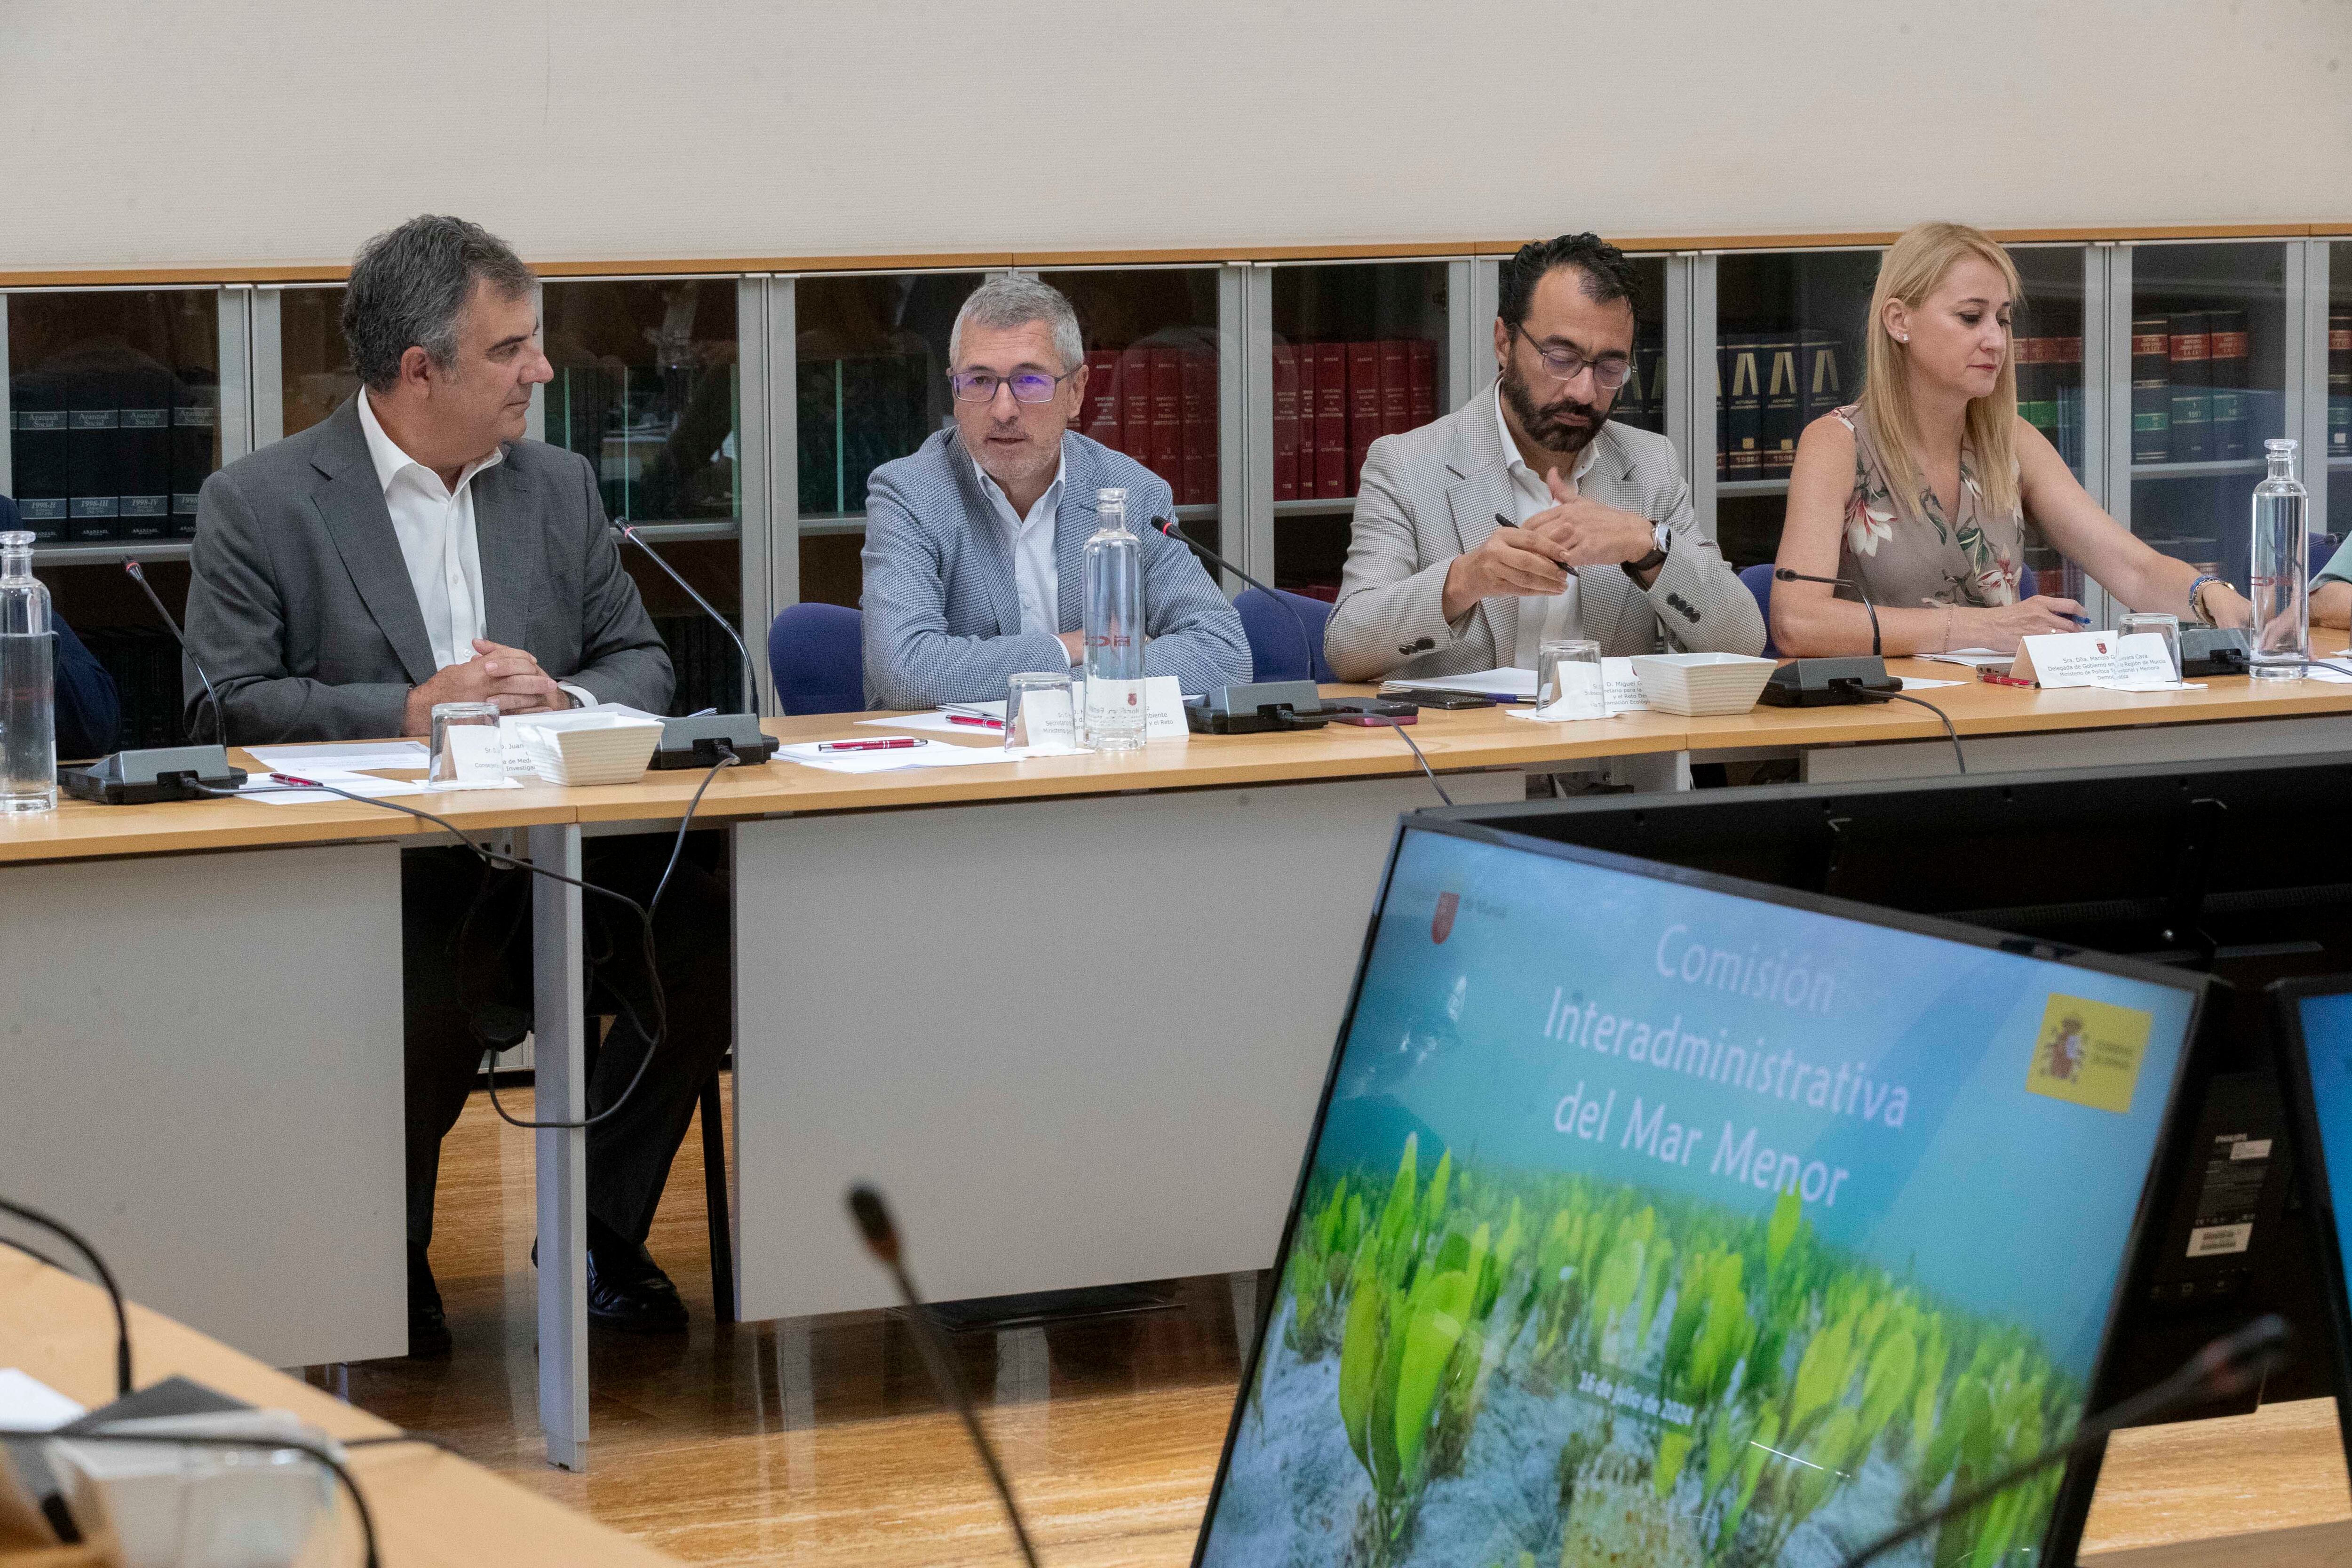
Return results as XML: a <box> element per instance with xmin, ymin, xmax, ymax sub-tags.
<box><xmin>1738</xmin><ymin>563</ymin><xmax>1778</xmax><ymax>657</ymax></box>
<box><xmin>767</xmin><ymin>602</ymin><xmax>866</xmax><ymax>716</ymax></box>
<box><xmin>2018</xmin><ymin>564</ymin><xmax>2039</xmax><ymax>602</ymax></box>
<box><xmin>1234</xmin><ymin>586</ymin><xmax>1336</xmax><ymax>683</ymax></box>
<box><xmin>2313</xmin><ymin>532</ymin><xmax>2340</xmax><ymax>580</ymax></box>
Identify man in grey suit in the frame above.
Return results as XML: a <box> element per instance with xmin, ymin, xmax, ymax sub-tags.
<box><xmin>185</xmin><ymin>215</ymin><xmax>726</xmax><ymax>1351</ymax></box>
<box><xmin>860</xmin><ymin>274</ymin><xmax>1250</xmax><ymax>709</ymax></box>
<box><xmin>1325</xmin><ymin>233</ymin><xmax>1764</xmax><ymax>682</ymax></box>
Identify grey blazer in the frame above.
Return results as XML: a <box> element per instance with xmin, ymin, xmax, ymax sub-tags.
<box><xmin>859</xmin><ymin>428</ymin><xmax>1252</xmax><ymax>708</ymax></box>
<box><xmin>1323</xmin><ymin>385</ymin><xmax>1766</xmax><ymax>681</ymax></box>
<box><xmin>183</xmin><ymin>396</ymin><xmax>672</xmax><ymax>743</ymax></box>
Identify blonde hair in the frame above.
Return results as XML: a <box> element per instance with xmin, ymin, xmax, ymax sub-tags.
<box><xmin>1859</xmin><ymin>222</ymin><xmax>2023</xmax><ymax>525</ymax></box>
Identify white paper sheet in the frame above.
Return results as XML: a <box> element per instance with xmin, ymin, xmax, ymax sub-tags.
<box><xmin>0</xmin><ymin>1369</ymin><xmax>85</xmax><ymax>1431</ymax></box>
<box><xmin>1915</xmin><ymin>649</ymin><xmax>2016</xmax><ymax>670</ymax></box>
<box><xmin>245</xmin><ymin>741</ymin><xmax>428</xmax><ymax>774</ymax></box>
<box><xmin>1384</xmin><ymin>667</ymin><xmax>1538</xmax><ymax>700</ymax></box>
<box><xmin>856</xmin><ymin>711</ymin><xmax>1006</xmax><ymax>736</ymax></box>
<box><xmin>1899</xmin><ymin>677</ymin><xmax>1964</xmax><ymax>690</ymax></box>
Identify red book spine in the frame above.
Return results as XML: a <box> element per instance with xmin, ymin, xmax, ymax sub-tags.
<box><xmin>1347</xmin><ymin>342</ymin><xmax>1381</xmax><ymax>494</ymax></box>
<box><xmin>1120</xmin><ymin>348</ymin><xmax>1151</xmax><ymax>461</ymax></box>
<box><xmin>1083</xmin><ymin>350</ymin><xmax>1120</xmax><ymax>450</ymax></box>
<box><xmin>1271</xmin><ymin>345</ymin><xmax>1300</xmax><ymax>502</ymax></box>
<box><xmin>1379</xmin><ymin>339</ymin><xmax>1411</xmax><ymax>438</ymax></box>
<box><xmin>1150</xmin><ymin>348</ymin><xmax>1184</xmax><ymax>492</ymax></box>
<box><xmin>1180</xmin><ymin>349</ymin><xmax>1214</xmax><ymax>507</ymax></box>
<box><xmin>1407</xmin><ymin>340</ymin><xmax>1436</xmax><ymax>427</ymax></box>
<box><xmin>1314</xmin><ymin>344</ymin><xmax>1347</xmax><ymax>498</ymax></box>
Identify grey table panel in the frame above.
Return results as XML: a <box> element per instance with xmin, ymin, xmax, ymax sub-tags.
<box><xmin>731</xmin><ymin>770</ymin><xmax>1525</xmax><ymax>1322</ymax></box>
<box><xmin>0</xmin><ymin>841</ymin><xmax>405</xmax><ymax>1368</ymax></box>
<box><xmin>1789</xmin><ymin>713</ymin><xmax>2352</xmax><ymax>784</ymax></box>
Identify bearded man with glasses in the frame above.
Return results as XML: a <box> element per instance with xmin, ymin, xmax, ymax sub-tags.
<box><xmin>860</xmin><ymin>275</ymin><xmax>1249</xmax><ymax>708</ymax></box>
<box><xmin>1324</xmin><ymin>233</ymin><xmax>1764</xmax><ymax>682</ymax></box>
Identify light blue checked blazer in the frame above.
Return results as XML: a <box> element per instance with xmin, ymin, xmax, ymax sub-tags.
<box><xmin>860</xmin><ymin>429</ymin><xmax>1252</xmax><ymax>709</ymax></box>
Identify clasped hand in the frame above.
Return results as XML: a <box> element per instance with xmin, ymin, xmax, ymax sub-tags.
<box><xmin>1444</xmin><ymin>469</ymin><xmax>1654</xmax><ymax>617</ymax></box>
<box><xmin>401</xmin><ymin>638</ymin><xmax>570</xmax><ymax>735</ymax></box>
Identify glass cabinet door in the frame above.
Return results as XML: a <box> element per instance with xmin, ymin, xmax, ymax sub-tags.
<box><xmin>540</xmin><ymin>279</ymin><xmax>743</xmax><ymax>714</ymax></box>
<box><xmin>2328</xmin><ymin>242</ymin><xmax>2349</xmax><ymax>567</ymax></box>
<box><xmin>793</xmin><ymin>271</ymin><xmax>982</xmax><ymax>606</ymax></box>
<box><xmin>2009</xmin><ymin>245</ymin><xmax>2093</xmax><ymax>603</ymax></box>
<box><xmin>1711</xmin><ymin>248</ymin><xmax>1880</xmax><ymax>569</ymax></box>
<box><xmin>1267</xmin><ymin>261</ymin><xmax>1451</xmax><ymax>595</ymax></box>
<box><xmin>1040</xmin><ymin>265</ymin><xmax>1224</xmax><ymax>555</ymax></box>
<box><xmin>2124</xmin><ymin>242</ymin><xmax>2291</xmax><ymax>592</ymax></box>
<box><xmin>278</xmin><ymin>286</ymin><xmax>357</xmax><ymax>440</ymax></box>
<box><xmin>9</xmin><ymin>290</ymin><xmax>223</xmax><ymax>547</ymax></box>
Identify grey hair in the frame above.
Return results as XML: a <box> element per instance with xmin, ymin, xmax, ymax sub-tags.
<box><xmin>948</xmin><ymin>275</ymin><xmax>1086</xmax><ymax>374</ymax></box>
<box><xmin>342</xmin><ymin>215</ymin><xmax>535</xmax><ymax>393</ymax></box>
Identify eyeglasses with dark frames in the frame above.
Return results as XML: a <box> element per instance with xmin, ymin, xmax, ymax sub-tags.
<box><xmin>1510</xmin><ymin>322</ymin><xmax>1634</xmax><ymax>391</ymax></box>
<box><xmin>947</xmin><ymin>367</ymin><xmax>1081</xmax><ymax>404</ymax></box>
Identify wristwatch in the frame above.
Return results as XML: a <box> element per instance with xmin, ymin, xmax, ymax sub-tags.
<box><xmin>1623</xmin><ymin>522</ymin><xmax>1672</xmax><ymax>581</ymax></box>
<box><xmin>2186</xmin><ymin>573</ymin><xmax>2221</xmax><ymax>626</ymax></box>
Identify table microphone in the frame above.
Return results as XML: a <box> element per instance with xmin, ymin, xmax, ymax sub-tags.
<box><xmin>846</xmin><ymin>1184</ymin><xmax>1041</xmax><ymax>1568</ymax></box>
<box><xmin>1151</xmin><ymin>517</ymin><xmax>1325</xmax><ymax>685</ymax></box>
<box><xmin>1761</xmin><ymin>566</ymin><xmax>1900</xmax><ymax>708</ymax></box>
<box><xmin>1836</xmin><ymin>1313</ymin><xmax>2290</xmax><ymax>1568</ymax></box>
<box><xmin>610</xmin><ymin>524</ymin><xmax>779</xmax><ymax>769</ymax></box>
<box><xmin>57</xmin><ymin>560</ymin><xmax>247</xmax><ymax>805</ymax></box>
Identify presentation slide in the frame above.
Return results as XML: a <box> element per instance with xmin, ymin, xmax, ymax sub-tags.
<box><xmin>2293</xmin><ymin>993</ymin><xmax>2352</xmax><ymax>1275</ymax></box>
<box><xmin>1200</xmin><ymin>826</ymin><xmax>2195</xmax><ymax>1568</ymax></box>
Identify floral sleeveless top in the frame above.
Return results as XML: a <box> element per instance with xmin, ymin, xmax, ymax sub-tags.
<box><xmin>1832</xmin><ymin>405</ymin><xmax>2022</xmax><ymax>608</ymax></box>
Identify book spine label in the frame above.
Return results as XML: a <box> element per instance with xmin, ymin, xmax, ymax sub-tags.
<box><xmin>2328</xmin><ymin>317</ymin><xmax>2350</xmax><ymax>457</ymax></box>
<box><xmin>1084</xmin><ymin>350</ymin><xmax>1120</xmax><ymax>450</ymax></box>
<box><xmin>1346</xmin><ymin>341</ymin><xmax>1380</xmax><ymax>494</ymax></box>
<box><xmin>1120</xmin><ymin>350</ymin><xmax>1152</xmax><ymax>463</ymax></box>
<box><xmin>1271</xmin><ymin>345</ymin><xmax>1300</xmax><ymax>502</ymax></box>
<box><xmin>1714</xmin><ymin>343</ymin><xmax>1728</xmax><ymax>474</ymax></box>
<box><xmin>1149</xmin><ymin>349</ymin><xmax>1183</xmax><ymax>492</ymax></box>
<box><xmin>1180</xmin><ymin>350</ymin><xmax>1214</xmax><ymax>507</ymax></box>
<box><xmin>2055</xmin><ymin>336</ymin><xmax>2085</xmax><ymax>472</ymax></box>
<box><xmin>2206</xmin><ymin>311</ymin><xmax>2249</xmax><ymax>461</ymax></box>
<box><xmin>1724</xmin><ymin>336</ymin><xmax>1763</xmax><ymax>478</ymax></box>
<box><xmin>2130</xmin><ymin>317</ymin><xmax>2171</xmax><ymax>463</ymax></box>
<box><xmin>2167</xmin><ymin>314</ymin><xmax>2210</xmax><ymax>462</ymax></box>
<box><xmin>1315</xmin><ymin>344</ymin><xmax>1346</xmax><ymax>498</ymax></box>
<box><xmin>1407</xmin><ymin>339</ymin><xmax>1437</xmax><ymax>427</ymax></box>
<box><xmin>1759</xmin><ymin>336</ymin><xmax>1799</xmax><ymax>477</ymax></box>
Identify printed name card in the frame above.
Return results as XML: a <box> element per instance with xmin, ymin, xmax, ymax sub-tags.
<box><xmin>2010</xmin><ymin>631</ymin><xmax>2182</xmax><ymax>690</ymax></box>
<box><xmin>1068</xmin><ymin>676</ymin><xmax>1191</xmax><ymax>744</ymax></box>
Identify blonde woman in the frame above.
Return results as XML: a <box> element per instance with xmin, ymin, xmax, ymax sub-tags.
<box><xmin>1773</xmin><ymin>222</ymin><xmax>2252</xmax><ymax>656</ymax></box>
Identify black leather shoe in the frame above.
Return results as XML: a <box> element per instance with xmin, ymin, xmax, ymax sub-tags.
<box><xmin>585</xmin><ymin>1231</ymin><xmax>689</xmax><ymax>1334</ymax></box>
<box><xmin>406</xmin><ymin>1242</ymin><xmax>453</xmax><ymax>1358</ymax></box>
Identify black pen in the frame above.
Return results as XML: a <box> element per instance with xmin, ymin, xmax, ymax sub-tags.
<box><xmin>1496</xmin><ymin>511</ymin><xmax>1578</xmax><ymax>576</ymax></box>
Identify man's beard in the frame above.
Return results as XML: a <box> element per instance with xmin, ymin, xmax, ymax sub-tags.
<box><xmin>1501</xmin><ymin>355</ymin><xmax>1610</xmax><ymax>456</ymax></box>
<box><xmin>971</xmin><ymin>422</ymin><xmax>1060</xmax><ymax>491</ymax></box>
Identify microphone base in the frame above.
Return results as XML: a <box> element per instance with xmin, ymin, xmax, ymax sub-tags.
<box><xmin>1759</xmin><ymin>657</ymin><xmax>1902</xmax><ymax>707</ymax></box>
<box><xmin>1186</xmin><ymin>680</ymin><xmax>1333</xmax><ymax>735</ymax></box>
<box><xmin>61</xmin><ymin>747</ymin><xmax>248</xmax><ymax>805</ymax></box>
<box><xmin>649</xmin><ymin>712</ymin><xmax>780</xmax><ymax>770</ymax></box>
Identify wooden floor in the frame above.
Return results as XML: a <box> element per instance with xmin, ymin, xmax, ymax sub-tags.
<box><xmin>334</xmin><ymin>1082</ymin><xmax>2352</xmax><ymax>1567</ymax></box>
<box><xmin>335</xmin><ymin>1079</ymin><xmax>1249</xmax><ymax>1566</ymax></box>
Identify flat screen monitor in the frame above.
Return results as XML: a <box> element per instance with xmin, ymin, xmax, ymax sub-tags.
<box><xmin>2268</xmin><ymin>976</ymin><xmax>2352</xmax><ymax>1475</ymax></box>
<box><xmin>1195</xmin><ymin>818</ymin><xmax>2205</xmax><ymax>1568</ymax></box>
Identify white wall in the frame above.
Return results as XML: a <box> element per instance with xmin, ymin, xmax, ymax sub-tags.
<box><xmin>1</xmin><ymin>0</ymin><xmax>2346</xmax><ymax>271</ymax></box>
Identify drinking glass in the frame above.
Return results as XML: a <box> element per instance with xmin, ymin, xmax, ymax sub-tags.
<box><xmin>1005</xmin><ymin>671</ymin><xmax>1081</xmax><ymax>753</ymax></box>
<box><xmin>429</xmin><ymin>701</ymin><xmax>503</xmax><ymax>785</ymax></box>
<box><xmin>1534</xmin><ymin>638</ymin><xmax>1606</xmax><ymax>720</ymax></box>
<box><xmin>2118</xmin><ymin>612</ymin><xmax>2182</xmax><ymax>679</ymax></box>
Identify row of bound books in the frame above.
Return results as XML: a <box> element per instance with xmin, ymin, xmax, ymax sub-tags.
<box><xmin>796</xmin><ymin>354</ymin><xmax>938</xmax><ymax>518</ymax></box>
<box><xmin>2130</xmin><ymin>312</ymin><xmax>2256</xmax><ymax>464</ymax></box>
<box><xmin>1270</xmin><ymin>340</ymin><xmax>1437</xmax><ymax>501</ymax></box>
<box><xmin>1717</xmin><ymin>334</ymin><xmax>1847</xmax><ymax>478</ymax></box>
<box><xmin>2015</xmin><ymin>337</ymin><xmax>2088</xmax><ymax>472</ymax></box>
<box><xmin>2330</xmin><ymin>314</ymin><xmax>2349</xmax><ymax>459</ymax></box>
<box><xmin>1079</xmin><ymin>344</ymin><xmax>1221</xmax><ymax>507</ymax></box>
<box><xmin>10</xmin><ymin>367</ymin><xmax>221</xmax><ymax>543</ymax></box>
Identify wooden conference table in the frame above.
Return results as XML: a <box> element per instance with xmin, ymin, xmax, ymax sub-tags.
<box><xmin>6</xmin><ymin>645</ymin><xmax>2352</xmax><ymax>1469</ymax></box>
<box><xmin>0</xmin><ymin>1249</ymin><xmax>675</xmax><ymax>1567</ymax></box>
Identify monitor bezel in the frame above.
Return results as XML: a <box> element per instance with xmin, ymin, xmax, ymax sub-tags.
<box><xmin>2264</xmin><ymin>974</ymin><xmax>2352</xmax><ymax>1481</ymax></box>
<box><xmin>1190</xmin><ymin>812</ymin><xmax>2211</xmax><ymax>1568</ymax></box>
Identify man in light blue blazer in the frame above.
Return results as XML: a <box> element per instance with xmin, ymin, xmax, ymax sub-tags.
<box><xmin>860</xmin><ymin>275</ymin><xmax>1250</xmax><ymax>709</ymax></box>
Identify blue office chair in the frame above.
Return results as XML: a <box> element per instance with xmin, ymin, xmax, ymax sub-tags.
<box><xmin>2312</xmin><ymin>532</ymin><xmax>2340</xmax><ymax>580</ymax></box>
<box><xmin>768</xmin><ymin>602</ymin><xmax>865</xmax><ymax>715</ymax></box>
<box><xmin>1235</xmin><ymin>586</ymin><xmax>1337</xmax><ymax>683</ymax></box>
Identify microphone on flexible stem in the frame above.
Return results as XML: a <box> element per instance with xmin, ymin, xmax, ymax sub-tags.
<box><xmin>56</xmin><ymin>561</ymin><xmax>247</xmax><ymax>804</ymax></box>
<box><xmin>1761</xmin><ymin>566</ymin><xmax>1900</xmax><ymax>709</ymax></box>
<box><xmin>1774</xmin><ymin>565</ymin><xmax>1880</xmax><ymax>657</ymax></box>
<box><xmin>0</xmin><ymin>1194</ymin><xmax>131</xmax><ymax>1397</ymax></box>
<box><xmin>1837</xmin><ymin>1314</ymin><xmax>2290</xmax><ymax>1568</ymax></box>
<box><xmin>1151</xmin><ymin>516</ymin><xmax>1322</xmax><ymax>684</ymax></box>
<box><xmin>846</xmin><ymin>1185</ymin><xmax>1042</xmax><ymax>1568</ymax></box>
<box><xmin>610</xmin><ymin>524</ymin><xmax>779</xmax><ymax>769</ymax></box>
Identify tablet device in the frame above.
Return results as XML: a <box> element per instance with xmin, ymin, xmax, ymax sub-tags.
<box><xmin>2267</xmin><ymin>976</ymin><xmax>2352</xmax><ymax>1474</ymax></box>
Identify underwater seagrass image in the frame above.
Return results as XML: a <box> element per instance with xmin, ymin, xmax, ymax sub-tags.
<box><xmin>1205</xmin><ymin>1134</ymin><xmax>2077</xmax><ymax>1568</ymax></box>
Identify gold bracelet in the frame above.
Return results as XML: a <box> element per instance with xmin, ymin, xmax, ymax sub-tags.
<box><xmin>1942</xmin><ymin>604</ymin><xmax>1955</xmax><ymax>653</ymax></box>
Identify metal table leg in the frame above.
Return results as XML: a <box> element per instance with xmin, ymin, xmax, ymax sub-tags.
<box><xmin>530</xmin><ymin>822</ymin><xmax>589</xmax><ymax>1472</ymax></box>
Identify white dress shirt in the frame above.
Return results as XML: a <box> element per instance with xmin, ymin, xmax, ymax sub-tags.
<box><xmin>1498</xmin><ymin>386</ymin><xmax>1600</xmax><ymax>669</ymax></box>
<box><xmin>357</xmin><ymin>390</ymin><xmax>588</xmax><ymax>706</ymax></box>
<box><xmin>971</xmin><ymin>446</ymin><xmax>1070</xmax><ymax>658</ymax></box>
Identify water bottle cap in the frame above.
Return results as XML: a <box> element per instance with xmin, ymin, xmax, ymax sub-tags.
<box><xmin>0</xmin><ymin>532</ymin><xmax>31</xmax><ymax>551</ymax></box>
<box><xmin>2266</xmin><ymin>438</ymin><xmax>2297</xmax><ymax>456</ymax></box>
<box><xmin>1097</xmin><ymin>487</ymin><xmax>1127</xmax><ymax>504</ymax></box>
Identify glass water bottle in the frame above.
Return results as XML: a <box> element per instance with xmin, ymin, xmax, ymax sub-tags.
<box><xmin>2249</xmin><ymin>438</ymin><xmax>2309</xmax><ymax>680</ymax></box>
<box><xmin>0</xmin><ymin>531</ymin><xmax>57</xmax><ymax>812</ymax></box>
<box><xmin>1082</xmin><ymin>487</ymin><xmax>1147</xmax><ymax>751</ymax></box>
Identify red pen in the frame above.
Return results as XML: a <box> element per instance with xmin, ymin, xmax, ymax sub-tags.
<box><xmin>816</xmin><ymin>737</ymin><xmax>923</xmax><ymax>753</ymax></box>
<box><xmin>270</xmin><ymin>772</ymin><xmax>324</xmax><ymax>787</ymax></box>
<box><xmin>1978</xmin><ymin>670</ymin><xmax>2035</xmax><ymax>688</ymax></box>
<box><xmin>948</xmin><ymin>714</ymin><xmax>1006</xmax><ymax>729</ymax></box>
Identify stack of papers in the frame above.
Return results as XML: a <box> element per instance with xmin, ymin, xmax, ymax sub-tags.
<box><xmin>776</xmin><ymin>738</ymin><xmax>1033</xmax><ymax>774</ymax></box>
<box><xmin>1915</xmin><ymin>649</ymin><xmax>2017</xmax><ymax>670</ymax></box>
